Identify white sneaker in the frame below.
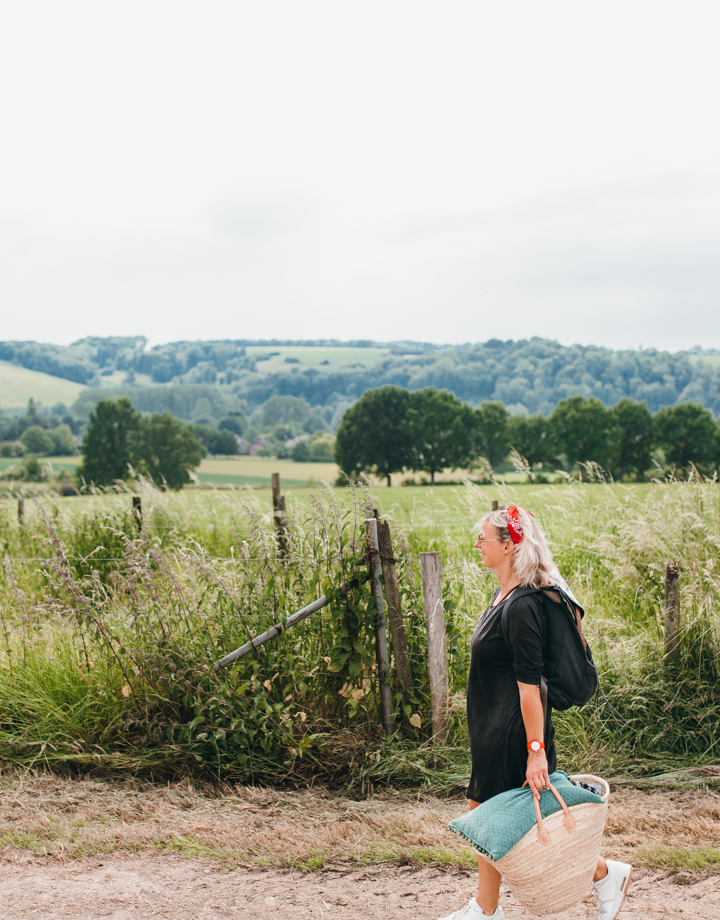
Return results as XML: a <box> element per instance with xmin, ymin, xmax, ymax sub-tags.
<box><xmin>436</xmin><ymin>899</ymin><xmax>504</xmax><ymax>920</ymax></box>
<box><xmin>592</xmin><ymin>859</ymin><xmax>632</xmax><ymax>920</ymax></box>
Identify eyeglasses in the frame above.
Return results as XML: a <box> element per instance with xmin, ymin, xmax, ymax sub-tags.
<box><xmin>476</xmin><ymin>535</ymin><xmax>502</xmax><ymax>544</ymax></box>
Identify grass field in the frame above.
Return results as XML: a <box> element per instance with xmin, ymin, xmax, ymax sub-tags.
<box><xmin>0</xmin><ymin>456</ymin><xmax>80</xmax><ymax>475</ymax></box>
<box><xmin>0</xmin><ymin>455</ymin><xmax>337</xmax><ymax>487</ymax></box>
<box><xmin>689</xmin><ymin>353</ymin><xmax>720</xmax><ymax>370</ymax></box>
<box><xmin>246</xmin><ymin>345</ymin><xmax>390</xmax><ymax>373</ymax></box>
<box><xmin>0</xmin><ymin>360</ymin><xmax>86</xmax><ymax>410</ymax></box>
<box><xmin>0</xmin><ymin>475</ymin><xmax>719</xmax><ymax>796</ymax></box>
<box><xmin>96</xmin><ymin>370</ymin><xmax>155</xmax><ymax>387</ymax></box>
<box><xmin>0</xmin><ymin>471</ymin><xmax>650</xmax><ymax>550</ymax></box>
<box><xmin>0</xmin><ymin>452</ymin><xmax>541</xmax><ymax>492</ymax></box>
<box><xmin>195</xmin><ymin>455</ymin><xmax>338</xmax><ymax>487</ymax></box>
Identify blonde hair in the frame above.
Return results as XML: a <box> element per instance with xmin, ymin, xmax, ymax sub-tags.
<box><xmin>480</xmin><ymin>507</ymin><xmax>556</xmax><ymax>589</ymax></box>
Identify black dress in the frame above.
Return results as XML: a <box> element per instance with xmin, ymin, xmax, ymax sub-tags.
<box><xmin>466</xmin><ymin>588</ymin><xmax>556</xmax><ymax>803</ymax></box>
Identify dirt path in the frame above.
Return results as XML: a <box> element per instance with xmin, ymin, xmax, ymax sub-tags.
<box><xmin>1</xmin><ymin>855</ymin><xmax>719</xmax><ymax>919</ymax></box>
<box><xmin>1</xmin><ymin>775</ymin><xmax>719</xmax><ymax>918</ymax></box>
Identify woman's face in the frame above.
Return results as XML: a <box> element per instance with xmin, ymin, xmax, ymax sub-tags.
<box><xmin>474</xmin><ymin>522</ymin><xmax>511</xmax><ymax>570</ymax></box>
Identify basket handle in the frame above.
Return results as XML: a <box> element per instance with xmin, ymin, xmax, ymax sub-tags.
<box><xmin>531</xmin><ymin>783</ymin><xmax>577</xmax><ymax>846</ymax></box>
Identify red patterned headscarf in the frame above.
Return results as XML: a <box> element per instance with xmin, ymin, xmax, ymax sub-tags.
<box><xmin>506</xmin><ymin>505</ymin><xmax>534</xmax><ymax>544</ymax></box>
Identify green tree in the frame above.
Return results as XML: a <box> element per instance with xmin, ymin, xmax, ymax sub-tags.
<box><xmin>334</xmin><ymin>386</ymin><xmax>412</xmax><ymax>486</ymax></box>
<box><xmin>253</xmin><ymin>395</ymin><xmax>312</xmax><ymax>429</ymax></box>
<box><xmin>20</xmin><ymin>425</ymin><xmax>54</xmax><ymax>455</ymax></box>
<box><xmin>654</xmin><ymin>402</ymin><xmax>717</xmax><ymax>469</ymax></box>
<box><xmin>610</xmin><ymin>399</ymin><xmax>654</xmax><ymax>480</ymax></box>
<box><xmin>19</xmin><ymin>455</ymin><xmax>47</xmax><ymax>482</ymax></box>
<box><xmin>141</xmin><ymin>414</ymin><xmax>206</xmax><ymax>490</ymax></box>
<box><xmin>77</xmin><ymin>398</ymin><xmax>143</xmax><ymax>486</ymax></box>
<box><xmin>408</xmin><ymin>388</ymin><xmax>471</xmax><ymax>483</ymax></box>
<box><xmin>308</xmin><ymin>432</ymin><xmax>336</xmax><ymax>461</ymax></box>
<box><xmin>507</xmin><ymin>414</ymin><xmax>556</xmax><ymax>481</ymax></box>
<box><xmin>218</xmin><ymin>411</ymin><xmax>247</xmax><ymax>436</ymax></box>
<box><xmin>192</xmin><ymin>425</ymin><xmax>239</xmax><ymax>455</ymax></box>
<box><xmin>291</xmin><ymin>440</ymin><xmax>311</xmax><ymax>462</ymax></box>
<box><xmin>472</xmin><ymin>402</ymin><xmax>510</xmax><ymax>469</ymax></box>
<box><xmin>48</xmin><ymin>424</ymin><xmax>78</xmax><ymax>456</ymax></box>
<box><xmin>550</xmin><ymin>396</ymin><xmax>615</xmax><ymax>470</ymax></box>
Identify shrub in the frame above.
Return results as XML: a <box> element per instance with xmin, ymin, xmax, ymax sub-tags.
<box><xmin>0</xmin><ymin>441</ymin><xmax>24</xmax><ymax>458</ymax></box>
<box><xmin>308</xmin><ymin>433</ymin><xmax>335</xmax><ymax>462</ymax></box>
<box><xmin>20</xmin><ymin>425</ymin><xmax>54</xmax><ymax>456</ymax></box>
<box><xmin>291</xmin><ymin>441</ymin><xmax>311</xmax><ymax>462</ymax></box>
<box><xmin>48</xmin><ymin>424</ymin><xmax>77</xmax><ymax>456</ymax></box>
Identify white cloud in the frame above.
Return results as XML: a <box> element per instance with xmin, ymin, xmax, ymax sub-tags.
<box><xmin>1</xmin><ymin>1</ymin><xmax>719</xmax><ymax>351</ymax></box>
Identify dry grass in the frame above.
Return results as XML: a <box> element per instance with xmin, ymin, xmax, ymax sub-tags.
<box><xmin>1</xmin><ymin>774</ymin><xmax>718</xmax><ymax>873</ymax></box>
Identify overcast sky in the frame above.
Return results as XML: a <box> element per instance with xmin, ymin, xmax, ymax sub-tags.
<box><xmin>2</xmin><ymin>2</ymin><xmax>720</xmax><ymax>352</ymax></box>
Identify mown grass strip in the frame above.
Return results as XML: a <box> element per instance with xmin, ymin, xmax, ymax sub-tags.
<box><xmin>639</xmin><ymin>846</ymin><xmax>720</xmax><ymax>872</ymax></box>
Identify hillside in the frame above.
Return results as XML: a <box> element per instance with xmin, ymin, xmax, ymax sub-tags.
<box><xmin>3</xmin><ymin>337</ymin><xmax>720</xmax><ymax>420</ymax></box>
<box><xmin>0</xmin><ymin>360</ymin><xmax>85</xmax><ymax>410</ymax></box>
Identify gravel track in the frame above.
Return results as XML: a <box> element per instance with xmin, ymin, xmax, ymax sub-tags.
<box><xmin>1</xmin><ymin>855</ymin><xmax>718</xmax><ymax>919</ymax></box>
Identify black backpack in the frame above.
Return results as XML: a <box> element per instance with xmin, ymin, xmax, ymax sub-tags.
<box><xmin>500</xmin><ymin>585</ymin><xmax>599</xmax><ymax>711</ymax></box>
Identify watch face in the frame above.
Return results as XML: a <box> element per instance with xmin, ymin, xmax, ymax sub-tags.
<box><xmin>530</xmin><ymin>741</ymin><xmax>541</xmax><ymax>752</ymax></box>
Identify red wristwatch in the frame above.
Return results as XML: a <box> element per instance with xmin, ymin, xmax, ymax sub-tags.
<box><xmin>527</xmin><ymin>740</ymin><xmax>545</xmax><ymax>752</ymax></box>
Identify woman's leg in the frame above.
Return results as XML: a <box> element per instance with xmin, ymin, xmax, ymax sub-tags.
<box><xmin>468</xmin><ymin>798</ymin><xmax>502</xmax><ymax>916</ymax></box>
<box><xmin>594</xmin><ymin>856</ymin><xmax>608</xmax><ymax>881</ymax></box>
<box><xmin>592</xmin><ymin>855</ymin><xmax>632</xmax><ymax>920</ymax></box>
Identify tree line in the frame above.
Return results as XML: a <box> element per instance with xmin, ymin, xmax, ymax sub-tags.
<box><xmin>6</xmin><ymin>335</ymin><xmax>720</xmax><ymax>419</ymax></box>
<box><xmin>0</xmin><ymin>399</ymin><xmax>79</xmax><ymax>457</ymax></box>
<box><xmin>335</xmin><ymin>387</ymin><xmax>720</xmax><ymax>485</ymax></box>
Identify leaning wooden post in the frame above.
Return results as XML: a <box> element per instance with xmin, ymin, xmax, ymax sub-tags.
<box><xmin>271</xmin><ymin>472</ymin><xmax>289</xmax><ymax>558</ymax></box>
<box><xmin>377</xmin><ymin>520</ymin><xmax>415</xmax><ymax>722</ymax></box>
<box><xmin>664</xmin><ymin>561</ymin><xmax>680</xmax><ymax>662</ymax></box>
<box><xmin>132</xmin><ymin>496</ymin><xmax>142</xmax><ymax>530</ymax></box>
<box><xmin>17</xmin><ymin>496</ymin><xmax>24</xmax><ymax>527</ymax></box>
<box><xmin>366</xmin><ymin>518</ymin><xmax>394</xmax><ymax>736</ymax></box>
<box><xmin>421</xmin><ymin>551</ymin><xmax>448</xmax><ymax>742</ymax></box>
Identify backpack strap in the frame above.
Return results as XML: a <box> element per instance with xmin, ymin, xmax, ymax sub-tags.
<box><xmin>499</xmin><ymin>586</ymin><xmax>545</xmax><ymax>651</ymax></box>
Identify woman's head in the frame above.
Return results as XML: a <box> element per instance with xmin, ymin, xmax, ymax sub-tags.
<box><xmin>474</xmin><ymin>505</ymin><xmax>556</xmax><ymax>588</ymax></box>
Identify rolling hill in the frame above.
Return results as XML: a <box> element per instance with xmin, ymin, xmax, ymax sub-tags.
<box><xmin>0</xmin><ymin>361</ymin><xmax>86</xmax><ymax>411</ymax></box>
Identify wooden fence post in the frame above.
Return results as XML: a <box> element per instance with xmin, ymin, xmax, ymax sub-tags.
<box><xmin>271</xmin><ymin>473</ymin><xmax>289</xmax><ymax>558</ymax></box>
<box><xmin>17</xmin><ymin>496</ymin><xmax>24</xmax><ymax>527</ymax></box>
<box><xmin>377</xmin><ymin>520</ymin><xmax>415</xmax><ymax>722</ymax></box>
<box><xmin>366</xmin><ymin>518</ymin><xmax>394</xmax><ymax>736</ymax></box>
<box><xmin>664</xmin><ymin>561</ymin><xmax>680</xmax><ymax>662</ymax></box>
<box><xmin>421</xmin><ymin>551</ymin><xmax>448</xmax><ymax>742</ymax></box>
<box><xmin>132</xmin><ymin>496</ymin><xmax>142</xmax><ymax>530</ymax></box>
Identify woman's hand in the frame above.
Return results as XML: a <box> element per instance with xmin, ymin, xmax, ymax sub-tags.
<box><xmin>526</xmin><ymin>748</ymin><xmax>550</xmax><ymax>799</ymax></box>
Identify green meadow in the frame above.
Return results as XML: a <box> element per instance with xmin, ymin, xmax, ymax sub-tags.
<box><xmin>246</xmin><ymin>345</ymin><xmax>390</xmax><ymax>372</ymax></box>
<box><xmin>0</xmin><ymin>473</ymin><xmax>717</xmax><ymax>791</ymax></box>
<box><xmin>0</xmin><ymin>361</ymin><xmax>86</xmax><ymax>411</ymax></box>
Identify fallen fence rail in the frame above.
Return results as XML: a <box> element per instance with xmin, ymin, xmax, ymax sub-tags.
<box><xmin>216</xmin><ymin>578</ymin><xmax>359</xmax><ymax>669</ymax></box>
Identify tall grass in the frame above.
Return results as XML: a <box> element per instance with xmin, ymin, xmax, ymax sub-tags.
<box><xmin>0</xmin><ymin>475</ymin><xmax>718</xmax><ymax>789</ymax></box>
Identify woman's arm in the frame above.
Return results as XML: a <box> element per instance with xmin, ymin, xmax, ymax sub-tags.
<box><xmin>518</xmin><ymin>681</ymin><xmax>550</xmax><ymax>799</ymax></box>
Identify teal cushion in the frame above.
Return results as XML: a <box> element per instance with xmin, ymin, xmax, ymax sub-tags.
<box><xmin>449</xmin><ymin>771</ymin><xmax>604</xmax><ymax>861</ymax></box>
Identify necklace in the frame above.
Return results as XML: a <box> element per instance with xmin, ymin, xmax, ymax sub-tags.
<box><xmin>491</xmin><ymin>583</ymin><xmax>521</xmax><ymax>608</ymax></box>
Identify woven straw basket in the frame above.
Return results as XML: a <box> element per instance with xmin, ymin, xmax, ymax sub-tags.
<box><xmin>493</xmin><ymin>774</ymin><xmax>609</xmax><ymax>917</ymax></box>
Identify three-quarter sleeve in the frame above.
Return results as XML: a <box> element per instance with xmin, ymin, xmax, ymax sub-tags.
<box><xmin>503</xmin><ymin>594</ymin><xmax>546</xmax><ymax>685</ymax></box>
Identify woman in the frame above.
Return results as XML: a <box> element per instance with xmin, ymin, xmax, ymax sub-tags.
<box><xmin>439</xmin><ymin>506</ymin><xmax>631</xmax><ymax>920</ymax></box>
